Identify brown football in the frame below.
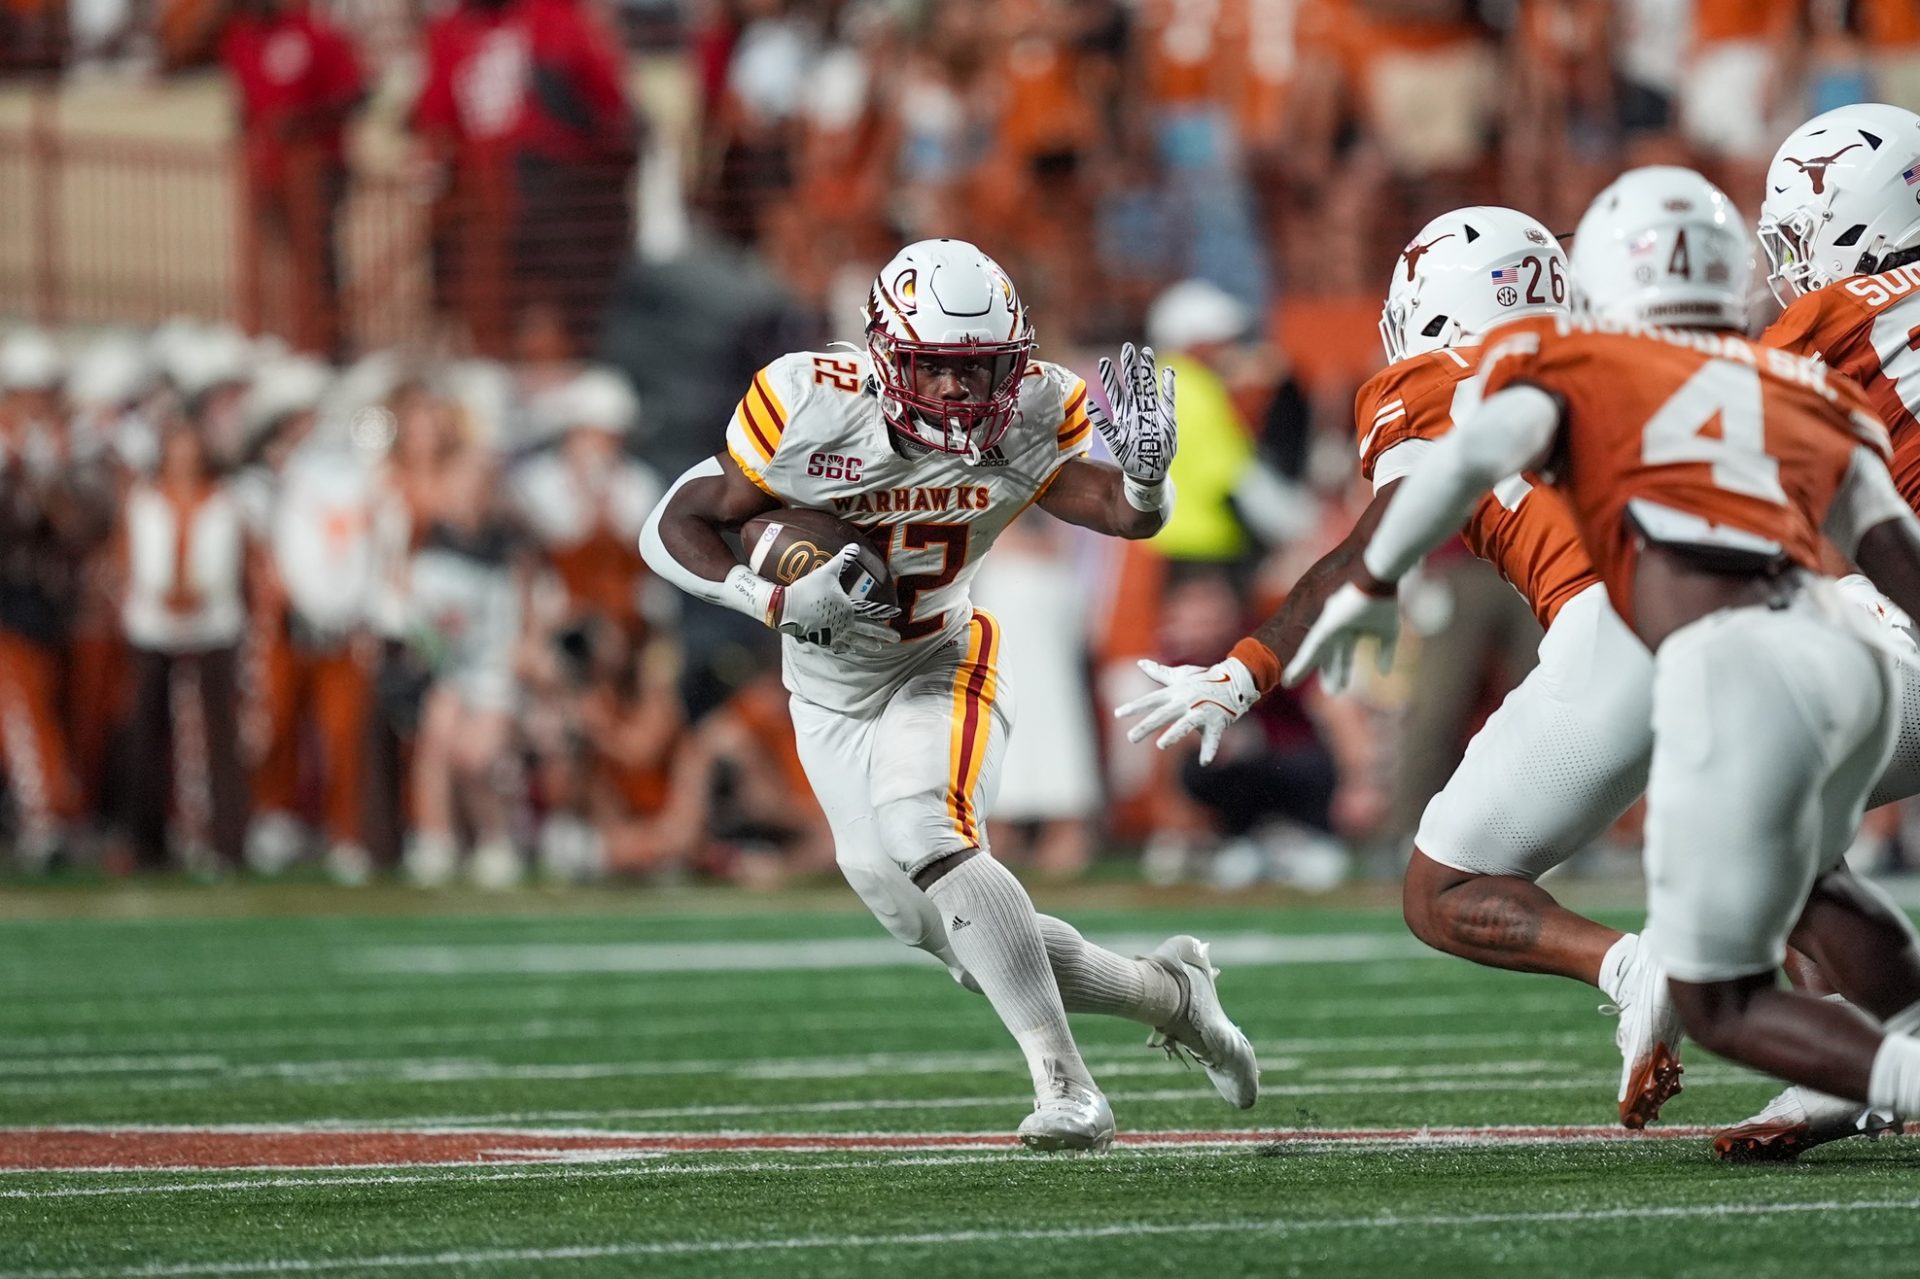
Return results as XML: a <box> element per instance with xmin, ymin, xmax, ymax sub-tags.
<box><xmin>739</xmin><ymin>508</ymin><xmax>896</xmax><ymax>609</ymax></box>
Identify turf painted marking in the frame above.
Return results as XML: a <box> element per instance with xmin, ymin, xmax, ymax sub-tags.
<box><xmin>0</xmin><ymin>1124</ymin><xmax>1726</xmax><ymax>1172</ymax></box>
<box><xmin>6</xmin><ymin>1200</ymin><xmax>1920</xmax><ymax>1276</ymax></box>
<box><xmin>346</xmin><ymin>931</ymin><xmax>1430</xmax><ymax>976</ymax></box>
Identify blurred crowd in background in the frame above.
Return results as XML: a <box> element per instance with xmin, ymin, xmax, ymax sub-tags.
<box><xmin>4</xmin><ymin>0</ymin><xmax>1920</xmax><ymax>889</ymax></box>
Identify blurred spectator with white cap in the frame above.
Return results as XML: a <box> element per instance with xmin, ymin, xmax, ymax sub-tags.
<box><xmin>511</xmin><ymin>365</ymin><xmax>676</xmax><ymax>882</ymax></box>
<box><xmin>0</xmin><ymin>330</ymin><xmax>106</xmax><ymax>870</ymax></box>
<box><xmin>117</xmin><ymin>400</ymin><xmax>251</xmax><ymax>874</ymax></box>
<box><xmin>235</xmin><ymin>357</ymin><xmax>381</xmax><ymax>884</ymax></box>
<box><xmin>512</xmin><ymin>367</ymin><xmax>661</xmax><ymax>638</ymax></box>
<box><xmin>151</xmin><ymin>321</ymin><xmax>254</xmax><ymax>466</ymax></box>
<box><xmin>63</xmin><ymin>333</ymin><xmax>160</xmax><ymax>821</ymax></box>
<box><xmin>403</xmin><ymin>443</ymin><xmax>527</xmax><ymax>889</ymax></box>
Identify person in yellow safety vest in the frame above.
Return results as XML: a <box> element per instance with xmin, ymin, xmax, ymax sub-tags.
<box><xmin>1141</xmin><ymin>279</ymin><xmax>1317</xmax><ymax>566</ymax></box>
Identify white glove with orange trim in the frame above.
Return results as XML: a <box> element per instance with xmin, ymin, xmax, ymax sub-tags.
<box><xmin>1116</xmin><ymin>655</ymin><xmax>1260</xmax><ymax>767</ymax></box>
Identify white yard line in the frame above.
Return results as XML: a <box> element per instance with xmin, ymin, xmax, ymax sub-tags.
<box><xmin>0</xmin><ymin>1027</ymin><xmax>1594</xmax><ymax>1066</ymax></box>
<box><xmin>341</xmin><ymin>931</ymin><xmax>1432</xmax><ymax>977</ymax></box>
<box><xmin>5</xmin><ymin>1199</ymin><xmax>1919</xmax><ymax>1277</ymax></box>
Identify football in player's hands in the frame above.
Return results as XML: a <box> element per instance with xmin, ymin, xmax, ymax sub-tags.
<box><xmin>740</xmin><ymin>508</ymin><xmax>896</xmax><ymax>611</ymax></box>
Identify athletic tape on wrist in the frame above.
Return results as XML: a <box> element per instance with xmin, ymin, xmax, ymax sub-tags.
<box><xmin>1123</xmin><ymin>474</ymin><xmax>1170</xmax><ymax>513</ymax></box>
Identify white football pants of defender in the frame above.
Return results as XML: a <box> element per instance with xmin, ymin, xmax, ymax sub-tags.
<box><xmin>1645</xmin><ymin>585</ymin><xmax>1899</xmax><ymax>984</ymax></box>
<box><xmin>1415</xmin><ymin>583</ymin><xmax>1655</xmax><ymax>879</ymax></box>
<box><xmin>1839</xmin><ymin>574</ymin><xmax>1920</xmax><ymax>809</ymax></box>
<box><xmin>790</xmin><ymin>610</ymin><xmax>1010</xmax><ymax>987</ymax></box>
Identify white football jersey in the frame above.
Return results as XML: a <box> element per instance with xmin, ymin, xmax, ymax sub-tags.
<box><xmin>725</xmin><ymin>349</ymin><xmax>1092</xmax><ymax>715</ymax></box>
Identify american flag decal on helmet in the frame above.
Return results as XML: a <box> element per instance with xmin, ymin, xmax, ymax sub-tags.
<box><xmin>1904</xmin><ymin>165</ymin><xmax>1920</xmax><ymax>186</ymax></box>
<box><xmin>1489</xmin><ymin>265</ymin><xmax>1520</xmax><ymax>285</ymax></box>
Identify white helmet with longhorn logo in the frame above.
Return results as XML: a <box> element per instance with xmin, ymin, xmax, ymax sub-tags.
<box><xmin>1379</xmin><ymin>206</ymin><xmax>1568</xmax><ymax>363</ymax></box>
<box><xmin>1758</xmin><ymin>103</ymin><xmax>1920</xmax><ymax>303</ymax></box>
<box><xmin>864</xmin><ymin>239</ymin><xmax>1035</xmax><ymax>458</ymax></box>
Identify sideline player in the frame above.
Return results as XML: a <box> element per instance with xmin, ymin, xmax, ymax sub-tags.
<box><xmin>1707</xmin><ymin>101</ymin><xmax>1920</xmax><ymax>1157</ymax></box>
<box><xmin>1281</xmin><ymin>166</ymin><xmax>1920</xmax><ymax>1139</ymax></box>
<box><xmin>640</xmin><ymin>239</ymin><xmax>1258</xmax><ymax>1151</ymax></box>
<box><xmin>1119</xmin><ymin>207</ymin><xmax>1678</xmax><ymax>1127</ymax></box>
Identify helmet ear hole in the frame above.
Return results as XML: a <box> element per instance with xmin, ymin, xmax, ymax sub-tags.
<box><xmin>1421</xmin><ymin>315</ymin><xmax>1449</xmax><ymax>339</ymax></box>
<box><xmin>1835</xmin><ymin>224</ymin><xmax>1868</xmax><ymax>248</ymax></box>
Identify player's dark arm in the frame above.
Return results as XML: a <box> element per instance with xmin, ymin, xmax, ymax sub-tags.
<box><xmin>1036</xmin><ymin>458</ymin><xmax>1169</xmax><ymax>540</ymax></box>
<box><xmin>639</xmin><ymin>450</ymin><xmax>783</xmax><ymax>617</ymax></box>
<box><xmin>1833</xmin><ymin>444</ymin><xmax>1920</xmax><ymax>625</ymax></box>
<box><xmin>1246</xmin><ymin>480</ymin><xmax>1400</xmax><ymax>673</ymax></box>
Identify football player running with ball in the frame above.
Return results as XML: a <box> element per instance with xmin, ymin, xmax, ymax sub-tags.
<box><xmin>1279</xmin><ymin>167</ymin><xmax>1920</xmax><ymax>1149</ymax></box>
<box><xmin>1121</xmin><ymin>207</ymin><xmax>1680</xmax><ymax>1129</ymax></box>
<box><xmin>641</xmin><ymin>239</ymin><xmax>1257</xmax><ymax>1152</ymax></box>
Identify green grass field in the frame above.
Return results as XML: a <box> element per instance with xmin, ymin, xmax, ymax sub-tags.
<box><xmin>3</xmin><ymin>882</ymin><xmax>1919</xmax><ymax>1277</ymax></box>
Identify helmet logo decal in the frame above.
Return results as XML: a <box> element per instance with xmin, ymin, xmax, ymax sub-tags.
<box><xmin>1525</xmin><ymin>228</ymin><xmax>1549</xmax><ymax>245</ymax></box>
<box><xmin>894</xmin><ymin>270</ymin><xmax>917</xmax><ymax>314</ymax></box>
<box><xmin>1400</xmin><ymin>232</ymin><xmax>1456</xmax><ymax>281</ymax></box>
<box><xmin>1784</xmin><ymin>143</ymin><xmax>1864</xmax><ymax>195</ymax></box>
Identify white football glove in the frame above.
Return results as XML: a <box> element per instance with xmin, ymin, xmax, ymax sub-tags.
<box><xmin>1092</xmin><ymin>342</ymin><xmax>1176</xmax><ymax>485</ymax></box>
<box><xmin>770</xmin><ymin>544</ymin><xmax>900</xmax><ymax>656</ymax></box>
<box><xmin>1114</xmin><ymin>657</ymin><xmax>1259</xmax><ymax>767</ymax></box>
<box><xmin>1281</xmin><ymin>582</ymin><xmax>1400</xmax><ymax>694</ymax></box>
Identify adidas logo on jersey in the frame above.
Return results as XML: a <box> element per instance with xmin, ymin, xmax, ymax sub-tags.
<box><xmin>973</xmin><ymin>446</ymin><xmax>1009</xmax><ymax>467</ymax></box>
<box><xmin>950</xmin><ymin>915</ymin><xmax>972</xmax><ymax>931</ymax></box>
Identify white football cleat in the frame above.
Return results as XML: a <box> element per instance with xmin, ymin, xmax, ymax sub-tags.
<box><xmin>468</xmin><ymin>838</ymin><xmax>524</xmax><ymax>891</ymax></box>
<box><xmin>244</xmin><ymin>812</ymin><xmax>307</xmax><ymax>876</ymax></box>
<box><xmin>1714</xmin><ymin>1085</ymin><xmax>1900</xmax><ymax>1163</ymax></box>
<box><xmin>1604</xmin><ymin>942</ymin><xmax>1684</xmax><ymax>1128</ymax></box>
<box><xmin>1017</xmin><ymin>1063</ymin><xmax>1115</xmax><ymax>1154</ymax></box>
<box><xmin>323</xmin><ymin>842</ymin><xmax>373</xmax><ymax>888</ymax></box>
<box><xmin>403</xmin><ymin>833</ymin><xmax>459</xmax><ymax>888</ymax></box>
<box><xmin>1145</xmin><ymin>935</ymin><xmax>1259</xmax><ymax>1109</ymax></box>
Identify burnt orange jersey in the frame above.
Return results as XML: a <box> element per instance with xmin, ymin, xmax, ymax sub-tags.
<box><xmin>1478</xmin><ymin>316</ymin><xmax>1890</xmax><ymax>627</ymax></box>
<box><xmin>1354</xmin><ymin>345</ymin><xmax>1599</xmax><ymax>628</ymax></box>
<box><xmin>1762</xmin><ymin>266</ymin><xmax>1920</xmax><ymax>511</ymax></box>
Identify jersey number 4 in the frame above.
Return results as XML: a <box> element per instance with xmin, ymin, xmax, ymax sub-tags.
<box><xmin>884</xmin><ymin>522</ymin><xmax>970</xmax><ymax>641</ymax></box>
<box><xmin>1641</xmin><ymin>359</ymin><xmax>1786</xmax><ymax>504</ymax></box>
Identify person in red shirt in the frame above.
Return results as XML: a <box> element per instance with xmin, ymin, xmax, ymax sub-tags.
<box><xmin>410</xmin><ymin>0</ymin><xmax>524</xmax><ymax>357</ymax></box>
<box><xmin>220</xmin><ymin>0</ymin><xmax>366</xmax><ymax>358</ymax></box>
<box><xmin>505</xmin><ymin>0</ymin><xmax>638</xmax><ymax>357</ymax></box>
<box><xmin>410</xmin><ymin>0</ymin><xmax>636</xmax><ymax>359</ymax></box>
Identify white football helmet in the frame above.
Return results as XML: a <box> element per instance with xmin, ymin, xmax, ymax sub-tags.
<box><xmin>1758</xmin><ymin>103</ymin><xmax>1920</xmax><ymax>304</ymax></box>
<box><xmin>1379</xmin><ymin>206</ymin><xmax>1568</xmax><ymax>363</ymax></box>
<box><xmin>1570</xmin><ymin>166</ymin><xmax>1751</xmax><ymax>330</ymax></box>
<box><xmin>864</xmin><ymin>239</ymin><xmax>1034</xmax><ymax>457</ymax></box>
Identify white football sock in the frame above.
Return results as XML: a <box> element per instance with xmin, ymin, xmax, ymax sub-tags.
<box><xmin>1036</xmin><ymin>915</ymin><xmax>1183</xmax><ymax>1028</ymax></box>
<box><xmin>1597</xmin><ymin>933</ymin><xmax>1639</xmax><ymax>1004</ymax></box>
<box><xmin>924</xmin><ymin>857</ymin><xmax>1094</xmax><ymax>1092</ymax></box>
<box><xmin>1868</xmin><ymin>1032</ymin><xmax>1920</xmax><ymax>1115</ymax></box>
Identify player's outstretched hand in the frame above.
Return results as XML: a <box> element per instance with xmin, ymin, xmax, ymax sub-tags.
<box><xmin>1114</xmin><ymin>657</ymin><xmax>1259</xmax><ymax>767</ymax></box>
<box><xmin>773</xmin><ymin>544</ymin><xmax>901</xmax><ymax>655</ymax></box>
<box><xmin>1281</xmin><ymin>581</ymin><xmax>1399</xmax><ymax>694</ymax></box>
<box><xmin>1091</xmin><ymin>342</ymin><xmax>1176</xmax><ymax>484</ymax></box>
